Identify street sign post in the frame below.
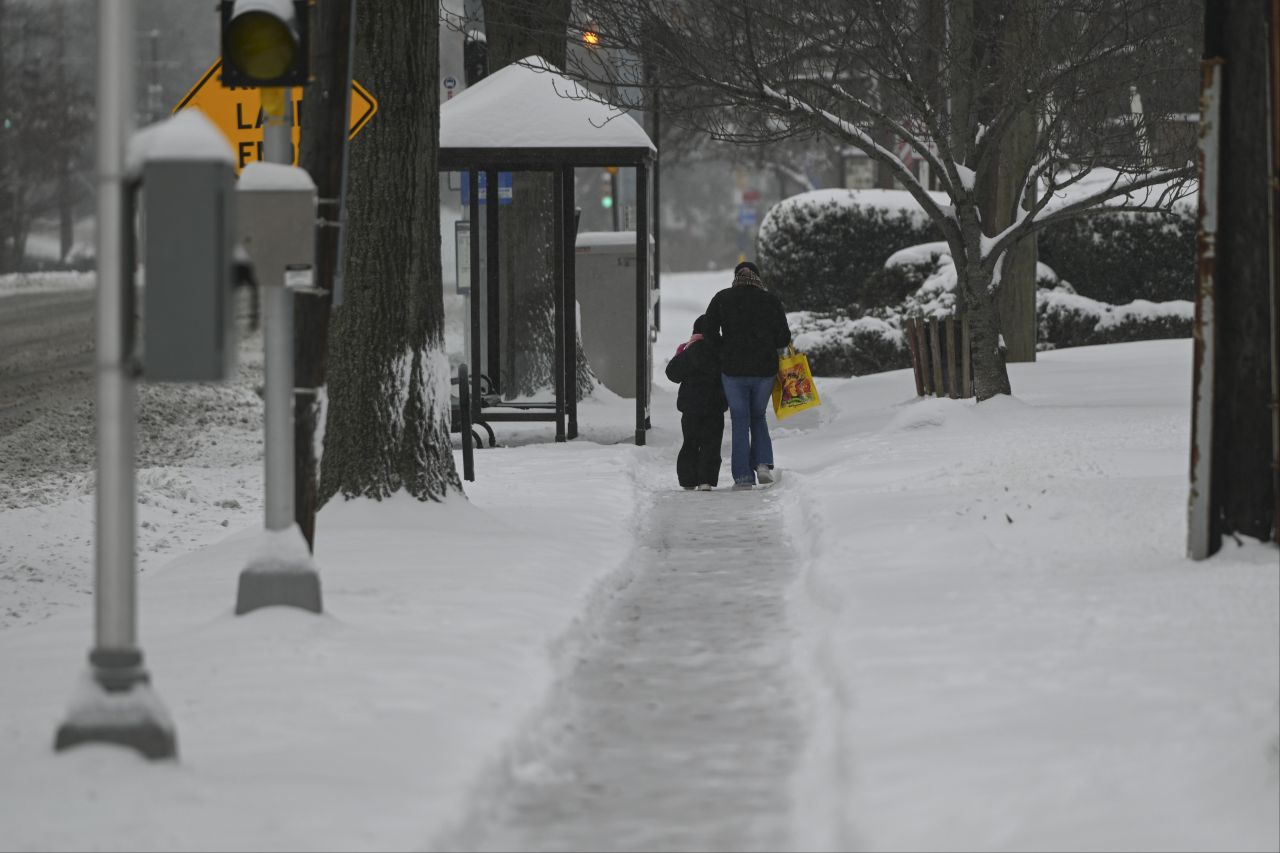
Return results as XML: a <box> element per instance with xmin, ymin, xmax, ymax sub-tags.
<box><xmin>174</xmin><ymin>60</ymin><xmax>377</xmax><ymax>172</ymax></box>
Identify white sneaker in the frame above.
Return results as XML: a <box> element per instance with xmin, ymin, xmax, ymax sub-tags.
<box><xmin>755</xmin><ymin>464</ymin><xmax>775</xmax><ymax>484</ymax></box>
<box><xmin>696</xmin><ymin>484</ymin><xmax>713</xmax><ymax>491</ymax></box>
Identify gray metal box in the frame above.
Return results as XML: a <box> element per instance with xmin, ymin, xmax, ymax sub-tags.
<box><xmin>142</xmin><ymin>160</ymin><xmax>236</xmax><ymax>382</ymax></box>
<box><xmin>575</xmin><ymin>231</ymin><xmax>655</xmax><ymax>399</ymax></box>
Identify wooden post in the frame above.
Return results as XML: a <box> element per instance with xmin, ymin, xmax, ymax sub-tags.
<box><xmin>918</xmin><ymin>317</ymin><xmax>934</xmax><ymax>395</ymax></box>
<box><xmin>936</xmin><ymin>317</ymin><xmax>947</xmax><ymax>397</ymax></box>
<box><xmin>961</xmin><ymin>314</ymin><xmax>973</xmax><ymax>398</ymax></box>
<box><xmin>905</xmin><ymin>317</ymin><xmax>925</xmax><ymax>396</ymax></box>
<box><xmin>945</xmin><ymin>315</ymin><xmax>959</xmax><ymax>398</ymax></box>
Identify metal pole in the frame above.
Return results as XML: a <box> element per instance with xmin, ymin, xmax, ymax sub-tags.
<box><xmin>95</xmin><ymin>0</ymin><xmax>138</xmax><ymax>661</ymax></box>
<box><xmin>1271</xmin><ymin>0</ymin><xmax>1280</xmax><ymax>542</ymax></box>
<box><xmin>56</xmin><ymin>0</ymin><xmax>176</xmax><ymax>760</ymax></box>
<box><xmin>262</xmin><ymin>87</ymin><xmax>294</xmax><ymax>532</ymax></box>
<box><xmin>635</xmin><ymin>161</ymin><xmax>649</xmax><ymax>445</ymax></box>
<box><xmin>553</xmin><ymin>169</ymin><xmax>566</xmax><ymax>442</ymax></box>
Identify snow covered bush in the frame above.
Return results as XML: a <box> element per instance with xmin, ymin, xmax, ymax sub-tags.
<box><xmin>1037</xmin><ymin>291</ymin><xmax>1194</xmax><ymax>350</ymax></box>
<box><xmin>789</xmin><ymin>241</ymin><xmax>1192</xmax><ymax>376</ymax></box>
<box><xmin>1038</xmin><ymin>208</ymin><xmax>1196</xmax><ymax>304</ymax></box>
<box><xmin>790</xmin><ymin>312</ymin><xmax>911</xmax><ymax>377</ymax></box>
<box><xmin>757</xmin><ymin>189</ymin><xmax>940</xmax><ymax>312</ymax></box>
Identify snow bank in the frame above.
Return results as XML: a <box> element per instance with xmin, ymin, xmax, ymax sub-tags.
<box><xmin>0</xmin><ymin>270</ymin><xmax>95</xmax><ymax>297</ymax></box>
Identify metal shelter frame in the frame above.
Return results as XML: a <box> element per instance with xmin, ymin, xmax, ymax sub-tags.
<box><xmin>439</xmin><ymin>146</ymin><xmax>655</xmax><ymax>446</ymax></box>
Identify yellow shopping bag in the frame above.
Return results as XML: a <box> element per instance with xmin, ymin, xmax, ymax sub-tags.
<box><xmin>772</xmin><ymin>344</ymin><xmax>821</xmax><ymax>419</ymax></box>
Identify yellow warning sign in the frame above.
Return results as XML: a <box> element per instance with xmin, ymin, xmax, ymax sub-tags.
<box><xmin>174</xmin><ymin>60</ymin><xmax>377</xmax><ymax>173</ymax></box>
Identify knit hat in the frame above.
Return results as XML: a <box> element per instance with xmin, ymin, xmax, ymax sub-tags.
<box><xmin>732</xmin><ymin>261</ymin><xmax>763</xmax><ymax>288</ymax></box>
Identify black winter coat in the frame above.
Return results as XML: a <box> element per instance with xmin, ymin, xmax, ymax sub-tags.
<box><xmin>664</xmin><ymin>337</ymin><xmax>728</xmax><ymax>414</ymax></box>
<box><xmin>703</xmin><ymin>284</ymin><xmax>792</xmax><ymax>377</ymax></box>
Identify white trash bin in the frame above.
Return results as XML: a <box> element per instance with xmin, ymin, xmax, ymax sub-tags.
<box><xmin>575</xmin><ymin>231</ymin><xmax>656</xmax><ymax>399</ymax></box>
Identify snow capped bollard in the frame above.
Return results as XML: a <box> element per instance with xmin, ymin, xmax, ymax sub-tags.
<box><xmin>236</xmin><ymin>525</ymin><xmax>322</xmax><ymax>616</ymax></box>
<box><xmin>233</xmin><ymin>157</ymin><xmax>322</xmax><ymax>616</ymax></box>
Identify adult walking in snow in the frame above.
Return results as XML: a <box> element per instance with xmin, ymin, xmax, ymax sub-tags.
<box><xmin>665</xmin><ymin>315</ymin><xmax>728</xmax><ymax>491</ymax></box>
<box><xmin>703</xmin><ymin>261</ymin><xmax>792</xmax><ymax>489</ymax></box>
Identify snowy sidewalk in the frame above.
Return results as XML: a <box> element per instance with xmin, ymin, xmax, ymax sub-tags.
<box><xmin>438</xmin><ymin>479</ymin><xmax>805</xmax><ymax>852</ymax></box>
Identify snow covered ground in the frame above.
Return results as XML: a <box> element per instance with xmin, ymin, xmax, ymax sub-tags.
<box><xmin>0</xmin><ymin>270</ymin><xmax>1276</xmax><ymax>852</ymax></box>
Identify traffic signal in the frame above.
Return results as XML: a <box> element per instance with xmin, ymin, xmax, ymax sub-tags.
<box><xmin>219</xmin><ymin>0</ymin><xmax>310</xmax><ymax>88</ymax></box>
<box><xmin>463</xmin><ymin>32</ymin><xmax>488</xmax><ymax>87</ymax></box>
<box><xmin>600</xmin><ymin>167</ymin><xmax>615</xmax><ymax>208</ymax></box>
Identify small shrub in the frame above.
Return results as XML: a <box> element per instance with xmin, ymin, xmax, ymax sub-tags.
<box><xmin>857</xmin><ymin>260</ymin><xmax>937</xmax><ymax>312</ymax></box>
<box><xmin>1037</xmin><ymin>291</ymin><xmax>1192</xmax><ymax>349</ymax></box>
<box><xmin>791</xmin><ymin>313</ymin><xmax>912</xmax><ymax>376</ymax></box>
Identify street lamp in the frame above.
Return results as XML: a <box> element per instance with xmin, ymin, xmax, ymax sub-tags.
<box><xmin>219</xmin><ymin>0</ymin><xmax>309</xmax><ymax>88</ymax></box>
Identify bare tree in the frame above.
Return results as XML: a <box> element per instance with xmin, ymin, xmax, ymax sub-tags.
<box><xmin>0</xmin><ymin>0</ymin><xmax>94</xmax><ymax>271</ymax></box>
<box><xmin>319</xmin><ymin>1</ymin><xmax>462</xmax><ymax>503</ymax></box>
<box><xmin>573</xmin><ymin>0</ymin><xmax>1200</xmax><ymax>399</ymax></box>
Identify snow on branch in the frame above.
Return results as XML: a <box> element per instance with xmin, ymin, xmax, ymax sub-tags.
<box><xmin>757</xmin><ymin>83</ymin><xmax>962</xmax><ymax>247</ymax></box>
<box><xmin>983</xmin><ymin>164</ymin><xmax>1197</xmax><ymax>266</ymax></box>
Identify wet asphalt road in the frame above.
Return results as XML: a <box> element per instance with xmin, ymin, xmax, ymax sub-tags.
<box><xmin>0</xmin><ymin>289</ymin><xmax>98</xmax><ymax>494</ymax></box>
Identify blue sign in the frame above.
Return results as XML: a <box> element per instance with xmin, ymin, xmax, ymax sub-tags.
<box><xmin>460</xmin><ymin>171</ymin><xmax>513</xmax><ymax>206</ymax></box>
<box><xmin>738</xmin><ymin>205</ymin><xmax>758</xmax><ymax>228</ymax></box>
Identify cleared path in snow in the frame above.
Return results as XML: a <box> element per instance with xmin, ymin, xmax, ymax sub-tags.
<box><xmin>441</xmin><ymin>480</ymin><xmax>805</xmax><ymax>852</ymax></box>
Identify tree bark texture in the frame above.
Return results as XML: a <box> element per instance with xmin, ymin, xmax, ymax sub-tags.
<box><xmin>319</xmin><ymin>1</ymin><xmax>462</xmax><ymax>504</ymax></box>
<box><xmin>975</xmin><ymin>106</ymin><xmax>1038</xmax><ymax>364</ymax></box>
<box><xmin>973</xmin><ymin>1</ymin><xmax>1038</xmax><ymax>363</ymax></box>
<box><xmin>958</xmin><ymin>206</ymin><xmax>1013</xmax><ymax>400</ymax></box>
<box><xmin>1208</xmin><ymin>0</ymin><xmax>1277</xmax><ymax>543</ymax></box>
<box><xmin>497</xmin><ymin>174</ymin><xmax>557</xmax><ymax>397</ymax></box>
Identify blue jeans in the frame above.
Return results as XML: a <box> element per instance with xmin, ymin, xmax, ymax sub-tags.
<box><xmin>721</xmin><ymin>374</ymin><xmax>776</xmax><ymax>484</ymax></box>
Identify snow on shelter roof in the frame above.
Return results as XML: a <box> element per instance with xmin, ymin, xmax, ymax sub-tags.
<box><xmin>440</xmin><ymin>56</ymin><xmax>654</xmax><ymax>154</ymax></box>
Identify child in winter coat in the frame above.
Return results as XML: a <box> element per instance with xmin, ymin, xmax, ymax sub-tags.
<box><xmin>664</xmin><ymin>315</ymin><xmax>728</xmax><ymax>490</ymax></box>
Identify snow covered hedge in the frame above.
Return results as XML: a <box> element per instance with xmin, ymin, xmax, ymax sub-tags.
<box><xmin>757</xmin><ymin>189</ymin><xmax>941</xmax><ymax>312</ymax></box>
<box><xmin>789</xmin><ymin>244</ymin><xmax>1193</xmax><ymax>376</ymax></box>
<box><xmin>1038</xmin><ymin>208</ymin><xmax>1196</xmax><ymax>304</ymax></box>
<box><xmin>790</xmin><ymin>313</ymin><xmax>912</xmax><ymax>376</ymax></box>
<box><xmin>1037</xmin><ymin>291</ymin><xmax>1193</xmax><ymax>350</ymax></box>
<box><xmin>758</xmin><ymin>188</ymin><xmax>1196</xmax><ymax>313</ymax></box>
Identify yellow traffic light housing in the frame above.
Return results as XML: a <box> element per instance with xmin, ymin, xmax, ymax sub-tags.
<box><xmin>220</xmin><ymin>0</ymin><xmax>310</xmax><ymax>88</ymax></box>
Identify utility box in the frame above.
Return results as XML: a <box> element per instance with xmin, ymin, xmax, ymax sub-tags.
<box><xmin>235</xmin><ymin>162</ymin><xmax>317</xmax><ymax>288</ymax></box>
<box><xmin>575</xmin><ymin>231</ymin><xmax>656</xmax><ymax>399</ymax></box>
<box><xmin>142</xmin><ymin>157</ymin><xmax>237</xmax><ymax>382</ymax></box>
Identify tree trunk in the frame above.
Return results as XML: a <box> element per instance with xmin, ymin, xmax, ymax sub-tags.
<box><xmin>318</xmin><ymin>1</ymin><xmax>462</xmax><ymax>504</ymax></box>
<box><xmin>0</xmin><ymin>0</ymin><xmax>9</xmax><ymax>272</ymax></box>
<box><xmin>975</xmin><ymin>108</ymin><xmax>1038</xmax><ymax>364</ymax></box>
<box><xmin>947</xmin><ymin>0</ymin><xmax>976</xmax><ymax>165</ymax></box>
<box><xmin>973</xmin><ymin>2</ymin><xmax>1038</xmax><ymax>363</ymax></box>
<box><xmin>956</xmin><ymin>205</ymin><xmax>1012</xmax><ymax>400</ymax></box>
<box><xmin>498</xmin><ymin>173</ymin><xmax>557</xmax><ymax>397</ymax></box>
<box><xmin>1207</xmin><ymin>0</ymin><xmax>1277</xmax><ymax>544</ymax></box>
<box><xmin>485</xmin><ymin>0</ymin><xmax>572</xmax><ymax>398</ymax></box>
<box><xmin>961</xmin><ymin>264</ymin><xmax>1012</xmax><ymax>400</ymax></box>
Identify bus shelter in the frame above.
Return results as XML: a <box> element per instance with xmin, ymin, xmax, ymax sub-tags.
<box><xmin>440</xmin><ymin>56</ymin><xmax>656</xmax><ymax>445</ymax></box>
